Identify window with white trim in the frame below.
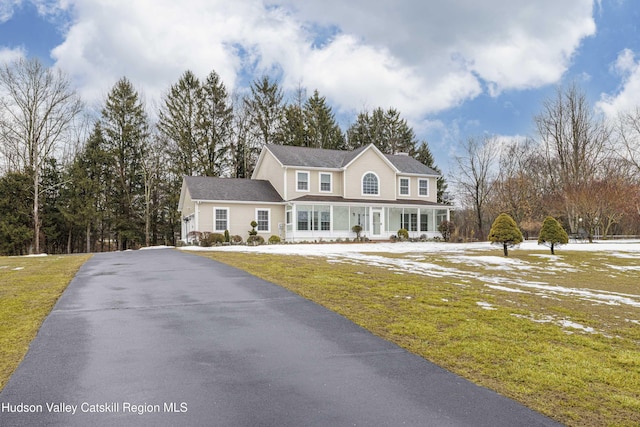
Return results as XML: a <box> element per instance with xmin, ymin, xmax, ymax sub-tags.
<box><xmin>362</xmin><ymin>172</ymin><xmax>379</xmax><ymax>195</ymax></box>
<box><xmin>319</xmin><ymin>173</ymin><xmax>332</xmax><ymax>192</ymax></box>
<box><xmin>297</xmin><ymin>171</ymin><xmax>309</xmax><ymax>191</ymax></box>
<box><xmin>256</xmin><ymin>209</ymin><xmax>270</xmax><ymax>232</ymax></box>
<box><xmin>418</xmin><ymin>179</ymin><xmax>429</xmax><ymax>197</ymax></box>
<box><xmin>214</xmin><ymin>208</ymin><xmax>229</xmax><ymax>231</ymax></box>
<box><xmin>399</xmin><ymin>177</ymin><xmax>410</xmax><ymax>195</ymax></box>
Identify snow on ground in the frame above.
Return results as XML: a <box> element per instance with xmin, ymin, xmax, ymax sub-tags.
<box><xmin>180</xmin><ymin>240</ymin><xmax>640</xmax><ymax>330</ymax></box>
<box><xmin>180</xmin><ymin>239</ymin><xmax>640</xmax><ymax>256</ymax></box>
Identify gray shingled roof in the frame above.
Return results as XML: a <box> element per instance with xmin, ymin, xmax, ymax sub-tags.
<box><xmin>266</xmin><ymin>144</ymin><xmax>439</xmax><ymax>175</ymax></box>
<box><xmin>184</xmin><ymin>176</ymin><xmax>283</xmax><ymax>202</ymax></box>
<box><xmin>384</xmin><ymin>154</ymin><xmax>439</xmax><ymax>175</ymax></box>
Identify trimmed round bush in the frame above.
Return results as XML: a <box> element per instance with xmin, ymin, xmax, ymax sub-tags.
<box><xmin>397</xmin><ymin>228</ymin><xmax>409</xmax><ymax>240</ymax></box>
<box><xmin>268</xmin><ymin>235</ymin><xmax>281</xmax><ymax>244</ymax></box>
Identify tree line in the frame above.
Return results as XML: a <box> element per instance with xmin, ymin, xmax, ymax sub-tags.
<box><xmin>453</xmin><ymin>83</ymin><xmax>640</xmax><ymax>242</ymax></box>
<box><xmin>0</xmin><ymin>58</ymin><xmax>445</xmax><ymax>255</ymax></box>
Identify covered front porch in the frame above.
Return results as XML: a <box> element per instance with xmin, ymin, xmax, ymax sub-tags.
<box><xmin>285</xmin><ymin>199</ymin><xmax>450</xmax><ymax>242</ymax></box>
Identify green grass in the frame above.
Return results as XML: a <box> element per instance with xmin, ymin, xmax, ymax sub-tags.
<box><xmin>0</xmin><ymin>254</ymin><xmax>91</xmax><ymax>391</ymax></box>
<box><xmin>193</xmin><ymin>248</ymin><xmax>640</xmax><ymax>427</ymax></box>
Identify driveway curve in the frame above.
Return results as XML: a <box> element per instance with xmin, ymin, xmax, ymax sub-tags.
<box><xmin>0</xmin><ymin>249</ymin><xmax>563</xmax><ymax>426</ymax></box>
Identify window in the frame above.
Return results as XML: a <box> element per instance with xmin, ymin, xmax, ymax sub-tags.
<box><xmin>399</xmin><ymin>178</ymin><xmax>409</xmax><ymax>195</ymax></box>
<box><xmin>419</xmin><ymin>179</ymin><xmax>429</xmax><ymax>197</ymax></box>
<box><xmin>214</xmin><ymin>208</ymin><xmax>229</xmax><ymax>232</ymax></box>
<box><xmin>320</xmin><ymin>211</ymin><xmax>331</xmax><ymax>230</ymax></box>
<box><xmin>401</xmin><ymin>213</ymin><xmax>418</xmax><ymax>232</ymax></box>
<box><xmin>319</xmin><ymin>173</ymin><xmax>332</xmax><ymax>192</ymax></box>
<box><xmin>420</xmin><ymin>213</ymin><xmax>430</xmax><ymax>232</ymax></box>
<box><xmin>297</xmin><ymin>171</ymin><xmax>309</xmax><ymax>191</ymax></box>
<box><xmin>297</xmin><ymin>207</ymin><xmax>310</xmax><ymax>231</ymax></box>
<box><xmin>256</xmin><ymin>209</ymin><xmax>270</xmax><ymax>232</ymax></box>
<box><xmin>362</xmin><ymin>172</ymin><xmax>379</xmax><ymax>195</ymax></box>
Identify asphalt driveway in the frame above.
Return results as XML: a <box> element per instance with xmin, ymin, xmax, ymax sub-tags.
<box><xmin>0</xmin><ymin>249</ymin><xmax>563</xmax><ymax>426</ymax></box>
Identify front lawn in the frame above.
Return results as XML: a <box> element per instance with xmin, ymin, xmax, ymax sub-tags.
<box><xmin>192</xmin><ymin>244</ymin><xmax>640</xmax><ymax>427</ymax></box>
<box><xmin>0</xmin><ymin>254</ymin><xmax>91</xmax><ymax>391</ymax></box>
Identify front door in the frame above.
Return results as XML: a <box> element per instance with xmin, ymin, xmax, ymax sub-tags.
<box><xmin>371</xmin><ymin>208</ymin><xmax>383</xmax><ymax>238</ymax></box>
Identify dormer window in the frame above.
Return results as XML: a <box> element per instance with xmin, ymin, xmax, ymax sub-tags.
<box><xmin>362</xmin><ymin>172</ymin><xmax>379</xmax><ymax>195</ymax></box>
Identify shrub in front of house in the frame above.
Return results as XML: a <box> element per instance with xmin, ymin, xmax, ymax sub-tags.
<box><xmin>397</xmin><ymin>228</ymin><xmax>409</xmax><ymax>240</ymax></box>
<box><xmin>231</xmin><ymin>235</ymin><xmax>243</xmax><ymax>244</ymax></box>
<box><xmin>201</xmin><ymin>232</ymin><xmax>225</xmax><ymax>247</ymax></box>
<box><xmin>248</xmin><ymin>235</ymin><xmax>265</xmax><ymax>245</ymax></box>
<box><xmin>268</xmin><ymin>235</ymin><xmax>281</xmax><ymax>244</ymax></box>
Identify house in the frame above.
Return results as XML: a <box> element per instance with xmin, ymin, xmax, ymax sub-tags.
<box><xmin>178</xmin><ymin>144</ymin><xmax>451</xmax><ymax>243</ymax></box>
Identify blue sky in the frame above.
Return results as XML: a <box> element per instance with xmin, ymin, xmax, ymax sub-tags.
<box><xmin>1</xmin><ymin>1</ymin><xmax>639</xmax><ymax>176</ymax></box>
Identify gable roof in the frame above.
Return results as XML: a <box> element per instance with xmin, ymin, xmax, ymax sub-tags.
<box><xmin>183</xmin><ymin>176</ymin><xmax>283</xmax><ymax>203</ymax></box>
<box><xmin>263</xmin><ymin>144</ymin><xmax>439</xmax><ymax>176</ymax></box>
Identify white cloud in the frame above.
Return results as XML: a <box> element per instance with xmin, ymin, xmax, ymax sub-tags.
<box><xmin>0</xmin><ymin>0</ymin><xmax>23</xmax><ymax>23</ymax></box>
<box><xmin>47</xmin><ymin>0</ymin><xmax>596</xmax><ymax>118</ymax></box>
<box><xmin>597</xmin><ymin>48</ymin><xmax>640</xmax><ymax>118</ymax></box>
<box><xmin>0</xmin><ymin>46</ymin><xmax>26</xmax><ymax>64</ymax></box>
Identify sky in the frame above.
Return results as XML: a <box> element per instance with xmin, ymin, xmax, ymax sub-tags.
<box><xmin>1</xmin><ymin>0</ymin><xmax>640</xmax><ymax>176</ymax></box>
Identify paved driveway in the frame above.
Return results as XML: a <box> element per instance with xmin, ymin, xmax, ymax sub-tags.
<box><xmin>0</xmin><ymin>249</ymin><xmax>563</xmax><ymax>426</ymax></box>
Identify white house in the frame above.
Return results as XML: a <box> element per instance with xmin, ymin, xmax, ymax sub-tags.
<box><xmin>178</xmin><ymin>144</ymin><xmax>451</xmax><ymax>242</ymax></box>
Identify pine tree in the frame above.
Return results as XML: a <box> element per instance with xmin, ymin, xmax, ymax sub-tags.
<box><xmin>346</xmin><ymin>107</ymin><xmax>416</xmax><ymax>154</ymax></box>
<box><xmin>0</xmin><ymin>172</ymin><xmax>33</xmax><ymax>255</ymax></box>
<box><xmin>303</xmin><ymin>90</ymin><xmax>345</xmax><ymax>149</ymax></box>
<box><xmin>63</xmin><ymin>123</ymin><xmax>108</xmax><ymax>253</ymax></box>
<box><xmin>101</xmin><ymin>77</ymin><xmax>149</xmax><ymax>250</ymax></box>
<box><xmin>158</xmin><ymin>70</ymin><xmax>201</xmax><ymax>177</ymax></box>
<box><xmin>282</xmin><ymin>86</ymin><xmax>307</xmax><ymax>146</ymax></box>
<box><xmin>244</xmin><ymin>76</ymin><xmax>285</xmax><ymax>147</ymax></box>
<box><xmin>488</xmin><ymin>213</ymin><xmax>523</xmax><ymax>256</ymax></box>
<box><xmin>538</xmin><ymin>216</ymin><xmax>569</xmax><ymax>255</ymax></box>
<box><xmin>197</xmin><ymin>70</ymin><xmax>233</xmax><ymax>176</ymax></box>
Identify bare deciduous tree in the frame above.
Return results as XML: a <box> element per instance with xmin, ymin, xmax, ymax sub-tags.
<box><xmin>453</xmin><ymin>135</ymin><xmax>498</xmax><ymax>239</ymax></box>
<box><xmin>0</xmin><ymin>58</ymin><xmax>82</xmax><ymax>253</ymax></box>
<box><xmin>535</xmin><ymin>83</ymin><xmax>610</xmax><ymax>233</ymax></box>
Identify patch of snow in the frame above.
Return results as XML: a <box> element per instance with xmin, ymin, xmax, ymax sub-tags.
<box><xmin>12</xmin><ymin>267</ymin><xmax>24</xmax><ymax>271</ymax></box>
<box><xmin>558</xmin><ymin>319</ymin><xmax>595</xmax><ymax>333</ymax></box>
<box><xmin>476</xmin><ymin>301</ymin><xmax>496</xmax><ymax>310</ymax></box>
<box><xmin>512</xmin><ymin>314</ymin><xmax>599</xmax><ymax>335</ymax></box>
<box><xmin>606</xmin><ymin>264</ymin><xmax>640</xmax><ymax>272</ymax></box>
<box><xmin>485</xmin><ymin>284</ymin><xmax>528</xmax><ymax>294</ymax></box>
<box><xmin>140</xmin><ymin>245</ymin><xmax>175</xmax><ymax>250</ymax></box>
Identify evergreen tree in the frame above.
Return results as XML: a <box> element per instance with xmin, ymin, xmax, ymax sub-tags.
<box><xmin>538</xmin><ymin>216</ymin><xmax>569</xmax><ymax>255</ymax></box>
<box><xmin>158</xmin><ymin>70</ymin><xmax>201</xmax><ymax>176</ymax></box>
<box><xmin>488</xmin><ymin>213</ymin><xmax>523</xmax><ymax>256</ymax></box>
<box><xmin>244</xmin><ymin>75</ymin><xmax>285</xmax><ymax>148</ymax></box>
<box><xmin>197</xmin><ymin>70</ymin><xmax>233</xmax><ymax>176</ymax></box>
<box><xmin>347</xmin><ymin>107</ymin><xmax>416</xmax><ymax>154</ymax></box>
<box><xmin>101</xmin><ymin>77</ymin><xmax>149</xmax><ymax>250</ymax></box>
<box><xmin>0</xmin><ymin>172</ymin><xmax>33</xmax><ymax>255</ymax></box>
<box><xmin>40</xmin><ymin>158</ymin><xmax>67</xmax><ymax>254</ymax></box>
<box><xmin>229</xmin><ymin>95</ymin><xmax>253</xmax><ymax>178</ymax></box>
<box><xmin>281</xmin><ymin>86</ymin><xmax>307</xmax><ymax>146</ymax></box>
<box><xmin>303</xmin><ymin>90</ymin><xmax>345</xmax><ymax>149</ymax></box>
<box><xmin>63</xmin><ymin>123</ymin><xmax>108</xmax><ymax>253</ymax></box>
